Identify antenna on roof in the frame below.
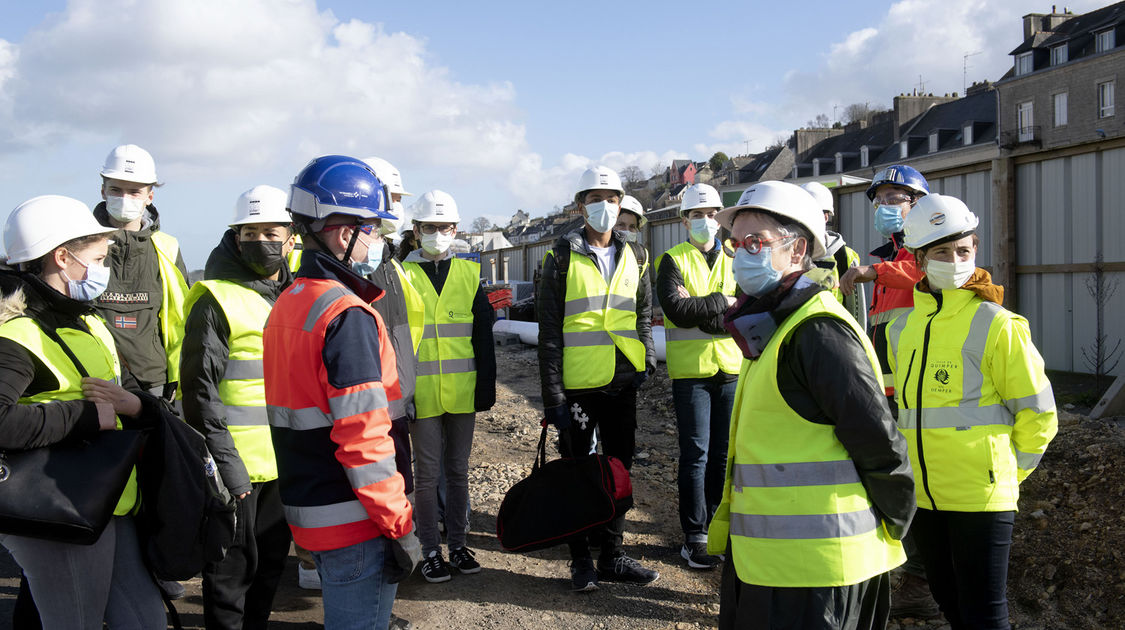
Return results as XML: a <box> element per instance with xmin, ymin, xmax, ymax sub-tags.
<box><xmin>917</xmin><ymin>74</ymin><xmax>926</xmax><ymax>94</ymax></box>
<box><xmin>963</xmin><ymin>51</ymin><xmax>982</xmax><ymax>94</ymax></box>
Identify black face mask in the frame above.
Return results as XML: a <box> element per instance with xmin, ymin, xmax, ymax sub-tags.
<box><xmin>239</xmin><ymin>240</ymin><xmax>286</xmax><ymax>277</ymax></box>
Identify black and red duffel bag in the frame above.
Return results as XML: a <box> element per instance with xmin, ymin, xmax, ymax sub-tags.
<box><xmin>496</xmin><ymin>427</ymin><xmax>633</xmax><ymax>553</ymax></box>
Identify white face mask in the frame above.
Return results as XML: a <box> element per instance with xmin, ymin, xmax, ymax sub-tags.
<box><xmin>689</xmin><ymin>217</ymin><xmax>720</xmax><ymax>245</ymax></box>
<box><xmin>106</xmin><ymin>194</ymin><xmax>146</xmax><ymax>222</ymax></box>
<box><xmin>421</xmin><ymin>231</ymin><xmax>454</xmax><ymax>256</ymax></box>
<box><xmin>926</xmin><ymin>257</ymin><xmax>975</xmax><ymax>290</ymax></box>
<box><xmin>620</xmin><ymin>230</ymin><xmax>639</xmax><ymax>243</ymax></box>
<box><xmin>584</xmin><ymin>200</ymin><xmax>619</xmax><ymax>234</ymax></box>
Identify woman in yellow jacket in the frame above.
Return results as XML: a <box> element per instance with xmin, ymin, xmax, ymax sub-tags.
<box><xmin>0</xmin><ymin>196</ymin><xmax>166</xmax><ymax>629</ymax></box>
<box><xmin>888</xmin><ymin>194</ymin><xmax>1057</xmax><ymax>630</ymax></box>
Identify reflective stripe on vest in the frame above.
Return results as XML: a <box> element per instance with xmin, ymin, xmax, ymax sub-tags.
<box><xmin>151</xmin><ymin>231</ymin><xmax>189</xmax><ymax>385</ymax></box>
<box><xmin>708</xmin><ymin>291</ymin><xmax>904</xmax><ymax>587</ymax></box>
<box><xmin>656</xmin><ymin>242</ymin><xmax>741</xmax><ymax>379</ymax></box>
<box><xmin>890</xmin><ymin>288</ymin><xmax>1056</xmax><ymax>511</ymax></box>
<box><xmin>401</xmin><ymin>257</ymin><xmax>479</xmax><ymax>418</ymax></box>
<box><xmin>0</xmin><ymin>314</ymin><xmax>138</xmax><ymax>516</ymax></box>
<box><xmin>184</xmin><ymin>280</ymin><xmax>277</xmax><ymax>482</ymax></box>
<box><xmin>560</xmin><ymin>245</ymin><xmax>646</xmax><ymax>389</ymax></box>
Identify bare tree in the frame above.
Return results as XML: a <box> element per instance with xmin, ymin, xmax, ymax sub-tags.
<box><xmin>1083</xmin><ymin>254</ymin><xmax>1122</xmax><ymax>390</ymax></box>
<box><xmin>649</xmin><ymin>163</ymin><xmax>667</xmax><ymax>179</ymax></box>
<box><xmin>805</xmin><ymin>113</ymin><xmax>831</xmax><ymax>128</ymax></box>
<box><xmin>842</xmin><ymin>102</ymin><xmax>887</xmax><ymax>125</ymax></box>
<box><xmin>620</xmin><ymin>165</ymin><xmax>645</xmax><ymax>189</ymax></box>
<box><xmin>470</xmin><ymin>216</ymin><xmax>492</xmax><ymax>233</ymax></box>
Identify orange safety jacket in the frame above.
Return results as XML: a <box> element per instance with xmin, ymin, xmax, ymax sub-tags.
<box><xmin>868</xmin><ymin>241</ymin><xmax>924</xmax><ymax>327</ymax></box>
<box><xmin>264</xmin><ymin>277</ymin><xmax>411</xmax><ymax>551</ymax></box>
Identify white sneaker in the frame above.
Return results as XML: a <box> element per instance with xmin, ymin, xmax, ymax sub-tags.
<box><xmin>298</xmin><ymin>565</ymin><xmax>321</xmax><ymax>590</ymax></box>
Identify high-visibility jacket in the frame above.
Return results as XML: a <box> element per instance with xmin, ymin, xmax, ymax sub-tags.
<box><xmin>708</xmin><ymin>291</ymin><xmax>905</xmax><ymax>587</ymax></box>
<box><xmin>655</xmin><ymin>242</ymin><xmax>741</xmax><ymax>379</ymax></box>
<box><xmin>264</xmin><ymin>277</ymin><xmax>409</xmax><ymax>551</ymax></box>
<box><xmin>554</xmin><ymin>244</ymin><xmax>647</xmax><ymax>389</ymax></box>
<box><xmin>0</xmin><ymin>314</ymin><xmax>138</xmax><ymax>516</ymax></box>
<box><xmin>390</xmin><ymin>258</ymin><xmax>425</xmax><ymax>356</ymax></box>
<box><xmin>151</xmin><ymin>231</ymin><xmax>190</xmax><ymax>385</ymax></box>
<box><xmin>402</xmin><ymin>257</ymin><xmax>479</xmax><ymax>419</ymax></box>
<box><xmin>183</xmin><ymin>279</ymin><xmax>276</xmax><ymax>482</ymax></box>
<box><xmin>887</xmin><ymin>286</ymin><xmax>1057</xmax><ymax>512</ymax></box>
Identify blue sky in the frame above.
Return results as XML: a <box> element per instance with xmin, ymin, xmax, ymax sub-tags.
<box><xmin>0</xmin><ymin>0</ymin><xmax>1105</xmax><ymax>267</ymax></box>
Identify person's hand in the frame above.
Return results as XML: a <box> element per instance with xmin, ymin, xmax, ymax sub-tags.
<box><xmin>676</xmin><ymin>285</ymin><xmax>691</xmax><ymax>299</ymax></box>
<box><xmin>543</xmin><ymin>405</ymin><xmax>571</xmax><ymax>430</ymax></box>
<box><xmin>237</xmin><ymin>491</ymin><xmax>251</xmax><ymax>500</ymax></box>
<box><xmin>387</xmin><ymin>531</ymin><xmax>422</xmax><ymax>583</ymax></box>
<box><xmin>632</xmin><ymin>370</ymin><xmax>649</xmax><ymax>390</ymax></box>
<box><xmin>95</xmin><ymin>402</ymin><xmax>119</xmax><ymax>431</ymax></box>
<box><xmin>839</xmin><ymin>265</ymin><xmax>877</xmax><ymax>296</ymax></box>
<box><xmin>725</xmin><ymin>295</ymin><xmax>737</xmax><ymax>307</ymax></box>
<box><xmin>82</xmin><ymin>377</ymin><xmax>142</xmax><ymax>418</ymax></box>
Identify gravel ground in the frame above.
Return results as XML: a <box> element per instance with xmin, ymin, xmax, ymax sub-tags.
<box><xmin>1</xmin><ymin>343</ymin><xmax>1119</xmax><ymax>629</ymax></box>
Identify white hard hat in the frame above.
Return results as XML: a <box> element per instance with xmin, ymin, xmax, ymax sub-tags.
<box><xmin>574</xmin><ymin>166</ymin><xmax>625</xmax><ymax>201</ymax></box>
<box><xmin>362</xmin><ymin>156</ymin><xmax>412</xmax><ymax>197</ymax></box>
<box><xmin>902</xmin><ymin>193</ymin><xmax>979</xmax><ymax>250</ymax></box>
<box><xmin>620</xmin><ymin>195</ymin><xmax>647</xmax><ymax>227</ymax></box>
<box><xmin>230</xmin><ymin>185</ymin><xmax>292</xmax><ymax>228</ymax></box>
<box><xmin>680</xmin><ymin>183</ymin><xmax>723</xmax><ymax>215</ymax></box>
<box><xmin>4</xmin><ymin>195</ymin><xmax>115</xmax><ymax>264</ymax></box>
<box><xmin>800</xmin><ymin>182</ymin><xmax>835</xmax><ymax>216</ymax></box>
<box><xmin>100</xmin><ymin>144</ymin><xmax>158</xmax><ymax>184</ymax></box>
<box><xmin>717</xmin><ymin>180</ymin><xmax>827</xmax><ymax>259</ymax></box>
<box><xmin>411</xmin><ymin>190</ymin><xmax>461</xmax><ymax>224</ymax></box>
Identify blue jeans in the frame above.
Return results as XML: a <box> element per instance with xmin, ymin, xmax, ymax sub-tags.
<box><xmin>672</xmin><ymin>377</ymin><xmax>736</xmax><ymax>543</ymax></box>
<box><xmin>310</xmin><ymin>537</ymin><xmax>397</xmax><ymax>630</ymax></box>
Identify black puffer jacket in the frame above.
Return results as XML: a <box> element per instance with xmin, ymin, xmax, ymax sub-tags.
<box><xmin>179</xmin><ymin>230</ymin><xmax>292</xmax><ymax>496</ymax></box>
<box><xmin>537</xmin><ymin>229</ymin><xmax>656</xmax><ymax>410</ymax></box>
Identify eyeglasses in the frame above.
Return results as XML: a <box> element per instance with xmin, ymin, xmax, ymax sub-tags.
<box><xmin>418</xmin><ymin>224</ymin><xmax>455</xmax><ymax>235</ymax></box>
<box><xmin>729</xmin><ymin>234</ymin><xmax>792</xmax><ymax>255</ymax></box>
<box><xmin>322</xmin><ymin>223</ymin><xmax>377</xmax><ymax>235</ymax></box>
<box><xmin>871</xmin><ymin>192</ymin><xmax>913</xmax><ymax>207</ymax></box>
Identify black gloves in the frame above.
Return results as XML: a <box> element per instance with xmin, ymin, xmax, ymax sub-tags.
<box><xmin>543</xmin><ymin>405</ymin><xmax>571</xmax><ymax>430</ymax></box>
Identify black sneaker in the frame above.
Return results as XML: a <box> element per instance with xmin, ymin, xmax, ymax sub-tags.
<box><xmin>680</xmin><ymin>542</ymin><xmax>722</xmax><ymax>570</ymax></box>
<box><xmin>449</xmin><ymin>547</ymin><xmax>481</xmax><ymax>574</ymax></box>
<box><xmin>569</xmin><ymin>557</ymin><xmax>598</xmax><ymax>592</ymax></box>
<box><xmin>157</xmin><ymin>579</ymin><xmax>185</xmax><ymax>600</ymax></box>
<box><xmin>420</xmin><ymin>550</ymin><xmax>451</xmax><ymax>583</ymax></box>
<box><xmin>597</xmin><ymin>554</ymin><xmax>659</xmax><ymax>585</ymax></box>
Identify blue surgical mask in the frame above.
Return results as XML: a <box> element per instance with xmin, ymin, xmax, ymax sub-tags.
<box><xmin>63</xmin><ymin>250</ymin><xmax>110</xmax><ymax>301</ymax></box>
<box><xmin>584</xmin><ymin>200</ymin><xmax>619</xmax><ymax>234</ymax></box>
<box><xmin>733</xmin><ymin>246</ymin><xmax>785</xmax><ymax>297</ymax></box>
<box><xmin>874</xmin><ymin>205</ymin><xmax>904</xmax><ymax>237</ymax></box>
<box><xmin>689</xmin><ymin>217</ymin><xmax>720</xmax><ymax>245</ymax></box>
<box><xmin>351</xmin><ymin>238</ymin><xmax>384</xmax><ymax>277</ymax></box>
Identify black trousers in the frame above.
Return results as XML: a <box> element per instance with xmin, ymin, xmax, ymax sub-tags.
<box><xmin>202</xmin><ymin>479</ymin><xmax>292</xmax><ymax>630</ymax></box>
<box><xmin>557</xmin><ymin>387</ymin><xmax>637</xmax><ymax>561</ymax></box>
<box><xmin>719</xmin><ymin>556</ymin><xmax>891</xmax><ymax>630</ymax></box>
<box><xmin>910</xmin><ymin>508</ymin><xmax>1015</xmax><ymax>630</ymax></box>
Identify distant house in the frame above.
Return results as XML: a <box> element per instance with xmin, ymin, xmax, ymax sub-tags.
<box><xmin>508</xmin><ymin>209</ymin><xmax>530</xmax><ymax>229</ymax></box>
<box><xmin>670</xmin><ymin>159</ymin><xmax>696</xmax><ymax>185</ymax></box>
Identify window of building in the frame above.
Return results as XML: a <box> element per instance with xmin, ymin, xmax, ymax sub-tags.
<box><xmin>1018</xmin><ymin>101</ymin><xmax>1035</xmax><ymax>142</ymax></box>
<box><xmin>1054</xmin><ymin>92</ymin><xmax>1068</xmax><ymax>127</ymax></box>
<box><xmin>1099</xmin><ymin>80</ymin><xmax>1116</xmax><ymax>118</ymax></box>
<box><xmin>860</xmin><ymin>146</ymin><xmax>869</xmax><ymax>167</ymax></box>
<box><xmin>928</xmin><ymin>132</ymin><xmax>939</xmax><ymax>153</ymax></box>
<box><xmin>899</xmin><ymin>140</ymin><xmax>908</xmax><ymax>159</ymax></box>
<box><xmin>1096</xmin><ymin>29</ymin><xmax>1116</xmax><ymax>53</ymax></box>
<box><xmin>813</xmin><ymin>159</ymin><xmax>821</xmax><ymax>177</ymax></box>
<box><xmin>963</xmin><ymin>124</ymin><xmax>973</xmax><ymax>145</ymax></box>
<box><xmin>1015</xmin><ymin>52</ymin><xmax>1033</xmax><ymax>75</ymax></box>
<box><xmin>1051</xmin><ymin>44</ymin><xmax>1068</xmax><ymax>66</ymax></box>
<box><xmin>835</xmin><ymin>153</ymin><xmax>843</xmax><ymax>173</ymax></box>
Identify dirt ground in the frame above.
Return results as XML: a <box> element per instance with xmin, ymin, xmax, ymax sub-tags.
<box><xmin>1</xmin><ymin>343</ymin><xmax>1122</xmax><ymax>629</ymax></box>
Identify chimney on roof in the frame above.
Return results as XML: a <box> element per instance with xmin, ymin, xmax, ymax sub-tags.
<box><xmin>893</xmin><ymin>92</ymin><xmax>957</xmax><ymax>143</ymax></box>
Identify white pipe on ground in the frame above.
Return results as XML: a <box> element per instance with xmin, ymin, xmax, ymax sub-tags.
<box><xmin>492</xmin><ymin>320</ymin><xmax>668</xmax><ymax>363</ymax></box>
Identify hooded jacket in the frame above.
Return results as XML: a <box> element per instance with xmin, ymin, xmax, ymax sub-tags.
<box><xmin>367</xmin><ymin>244</ymin><xmax>417</xmax><ymax>418</ymax></box>
<box><xmin>180</xmin><ymin>230</ymin><xmax>292</xmax><ymax>495</ymax></box>
<box><xmin>92</xmin><ymin>202</ymin><xmax>190</xmax><ymax>391</ymax></box>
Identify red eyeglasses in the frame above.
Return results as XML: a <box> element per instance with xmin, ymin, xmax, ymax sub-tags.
<box><xmin>729</xmin><ymin>234</ymin><xmax>792</xmax><ymax>255</ymax></box>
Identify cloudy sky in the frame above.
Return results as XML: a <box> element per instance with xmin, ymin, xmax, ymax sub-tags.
<box><xmin>0</xmin><ymin>0</ymin><xmax>1104</xmax><ymax>266</ymax></box>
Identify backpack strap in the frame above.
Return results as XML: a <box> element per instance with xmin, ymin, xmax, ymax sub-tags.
<box><xmin>834</xmin><ymin>246</ymin><xmax>851</xmax><ymax>277</ymax></box>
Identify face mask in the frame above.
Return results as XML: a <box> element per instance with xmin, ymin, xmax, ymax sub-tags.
<box><xmin>106</xmin><ymin>194</ymin><xmax>146</xmax><ymax>222</ymax></box>
<box><xmin>689</xmin><ymin>217</ymin><xmax>720</xmax><ymax>245</ymax></box>
<box><xmin>421</xmin><ymin>231</ymin><xmax>454</xmax><ymax>256</ymax></box>
<box><xmin>733</xmin><ymin>246</ymin><xmax>785</xmax><ymax>297</ymax></box>
<box><xmin>926</xmin><ymin>257</ymin><xmax>976</xmax><ymax>290</ymax></box>
<box><xmin>352</xmin><ymin>238</ymin><xmax>384</xmax><ymax>276</ymax></box>
<box><xmin>620</xmin><ymin>230</ymin><xmax>639</xmax><ymax>243</ymax></box>
<box><xmin>239</xmin><ymin>240</ymin><xmax>286</xmax><ymax>277</ymax></box>
<box><xmin>874</xmin><ymin>204</ymin><xmax>904</xmax><ymax>237</ymax></box>
<box><xmin>584</xmin><ymin>200</ymin><xmax>619</xmax><ymax>234</ymax></box>
<box><xmin>63</xmin><ymin>250</ymin><xmax>110</xmax><ymax>301</ymax></box>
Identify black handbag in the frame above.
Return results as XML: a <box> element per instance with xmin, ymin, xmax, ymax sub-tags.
<box><xmin>0</xmin><ymin>321</ymin><xmax>146</xmax><ymax>545</ymax></box>
<box><xmin>496</xmin><ymin>427</ymin><xmax>633</xmax><ymax>553</ymax></box>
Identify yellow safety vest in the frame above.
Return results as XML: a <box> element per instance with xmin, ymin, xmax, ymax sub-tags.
<box><xmin>708</xmin><ymin>291</ymin><xmax>905</xmax><ymax>587</ymax></box>
<box><xmin>807</xmin><ymin>245</ymin><xmax>862</xmax><ymax>303</ymax></box>
<box><xmin>548</xmin><ymin>244</ymin><xmax>647</xmax><ymax>390</ymax></box>
<box><xmin>887</xmin><ymin>287</ymin><xmax>1057</xmax><ymax>512</ymax></box>
<box><xmin>183</xmin><ymin>280</ymin><xmax>277</xmax><ymax>482</ymax></box>
<box><xmin>656</xmin><ymin>242</ymin><xmax>741</xmax><ymax>379</ymax></box>
<box><xmin>151</xmin><ymin>231</ymin><xmax>189</xmax><ymax>385</ymax></box>
<box><xmin>403</xmin><ymin>257</ymin><xmax>479</xmax><ymax>418</ymax></box>
<box><xmin>391</xmin><ymin>258</ymin><xmax>425</xmax><ymax>356</ymax></box>
<box><xmin>0</xmin><ymin>314</ymin><xmax>138</xmax><ymax>516</ymax></box>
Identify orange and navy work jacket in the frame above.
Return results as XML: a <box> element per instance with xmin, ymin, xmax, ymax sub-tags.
<box><xmin>264</xmin><ymin>254</ymin><xmax>411</xmax><ymax>551</ymax></box>
<box><xmin>868</xmin><ymin>239</ymin><xmax>924</xmax><ymax>327</ymax></box>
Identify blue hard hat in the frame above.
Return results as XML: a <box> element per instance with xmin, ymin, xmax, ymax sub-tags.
<box><xmin>288</xmin><ymin>155</ymin><xmax>395</xmax><ymax>222</ymax></box>
<box><xmin>865</xmin><ymin>165</ymin><xmax>929</xmax><ymax>201</ymax></box>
